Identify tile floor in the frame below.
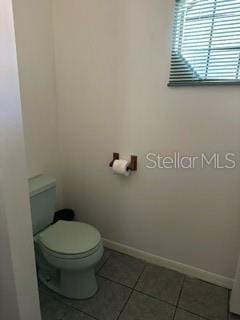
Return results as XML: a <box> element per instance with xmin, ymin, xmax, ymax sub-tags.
<box><xmin>39</xmin><ymin>248</ymin><xmax>240</xmax><ymax>320</ymax></box>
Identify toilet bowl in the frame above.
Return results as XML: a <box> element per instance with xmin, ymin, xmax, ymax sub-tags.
<box><xmin>29</xmin><ymin>175</ymin><xmax>103</xmax><ymax>300</ymax></box>
<box><xmin>36</xmin><ymin>220</ymin><xmax>103</xmax><ymax>299</ymax></box>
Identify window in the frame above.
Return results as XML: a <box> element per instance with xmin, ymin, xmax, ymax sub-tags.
<box><xmin>169</xmin><ymin>0</ymin><xmax>240</xmax><ymax>86</ymax></box>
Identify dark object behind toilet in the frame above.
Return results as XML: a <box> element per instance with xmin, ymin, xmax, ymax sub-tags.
<box><xmin>53</xmin><ymin>209</ymin><xmax>75</xmax><ymax>224</ymax></box>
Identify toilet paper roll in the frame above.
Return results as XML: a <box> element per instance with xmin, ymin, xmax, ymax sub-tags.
<box><xmin>112</xmin><ymin>159</ymin><xmax>130</xmax><ymax>177</ymax></box>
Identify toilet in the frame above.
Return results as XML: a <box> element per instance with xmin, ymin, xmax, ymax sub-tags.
<box><xmin>29</xmin><ymin>175</ymin><xmax>103</xmax><ymax>299</ymax></box>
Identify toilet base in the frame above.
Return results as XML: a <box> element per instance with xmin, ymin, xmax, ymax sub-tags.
<box><xmin>60</xmin><ymin>268</ymin><xmax>98</xmax><ymax>299</ymax></box>
<box><xmin>38</xmin><ymin>265</ymin><xmax>98</xmax><ymax>300</ymax></box>
<box><xmin>36</xmin><ymin>235</ymin><xmax>103</xmax><ymax>300</ymax></box>
<box><xmin>37</xmin><ymin>242</ymin><xmax>103</xmax><ymax>300</ymax></box>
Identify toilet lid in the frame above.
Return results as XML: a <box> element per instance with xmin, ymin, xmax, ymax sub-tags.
<box><xmin>38</xmin><ymin>221</ymin><xmax>101</xmax><ymax>255</ymax></box>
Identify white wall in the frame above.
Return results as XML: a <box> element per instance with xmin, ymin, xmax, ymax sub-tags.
<box><xmin>0</xmin><ymin>0</ymin><xmax>41</xmax><ymax>318</ymax></box>
<box><xmin>12</xmin><ymin>0</ymin><xmax>61</xmax><ymax>193</ymax></box>
<box><xmin>52</xmin><ymin>0</ymin><xmax>240</xmax><ymax>280</ymax></box>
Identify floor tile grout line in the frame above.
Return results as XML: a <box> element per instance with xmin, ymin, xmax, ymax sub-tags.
<box><xmin>50</xmin><ymin>293</ymin><xmax>99</xmax><ymax>320</ymax></box>
<box><xmin>133</xmin><ymin>264</ymin><xmax>146</xmax><ymax>289</ymax></box>
<box><xmin>97</xmin><ymin>263</ymin><xmax>147</xmax><ymax>292</ymax></box>
<box><xmin>67</xmin><ymin>305</ymin><xmax>99</xmax><ymax>320</ymax></box>
<box><xmin>116</xmin><ymin>289</ymin><xmax>134</xmax><ymax>320</ymax></box>
<box><xmin>172</xmin><ymin>307</ymin><xmax>177</xmax><ymax>320</ymax></box>
<box><xmin>62</xmin><ymin>305</ymin><xmax>98</xmax><ymax>320</ymax></box>
<box><xmin>97</xmin><ymin>274</ymin><xmax>133</xmax><ymax>290</ymax></box>
<box><xmin>96</xmin><ymin>250</ymin><xmax>113</xmax><ymax>275</ymax></box>
<box><xmin>115</xmin><ymin>265</ymin><xmax>146</xmax><ymax>320</ymax></box>
<box><xmin>173</xmin><ymin>275</ymin><xmax>185</xmax><ymax>320</ymax></box>
<box><xmin>177</xmin><ymin>306</ymin><xmax>216</xmax><ymax>320</ymax></box>
<box><xmin>176</xmin><ymin>275</ymin><xmax>185</xmax><ymax>308</ymax></box>
<box><xmin>133</xmin><ymin>288</ymin><xmax>179</xmax><ymax>308</ymax></box>
<box><xmin>228</xmin><ymin>289</ymin><xmax>231</xmax><ymax>320</ymax></box>
<box><xmin>195</xmin><ymin>277</ymin><xmax>229</xmax><ymax>290</ymax></box>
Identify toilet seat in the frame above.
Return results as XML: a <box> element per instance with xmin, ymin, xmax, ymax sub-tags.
<box><xmin>37</xmin><ymin>221</ymin><xmax>102</xmax><ymax>259</ymax></box>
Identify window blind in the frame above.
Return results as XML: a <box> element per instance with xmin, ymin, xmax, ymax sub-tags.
<box><xmin>169</xmin><ymin>0</ymin><xmax>240</xmax><ymax>86</ymax></box>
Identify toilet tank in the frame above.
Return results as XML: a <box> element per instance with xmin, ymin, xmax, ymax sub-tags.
<box><xmin>29</xmin><ymin>175</ymin><xmax>57</xmax><ymax>235</ymax></box>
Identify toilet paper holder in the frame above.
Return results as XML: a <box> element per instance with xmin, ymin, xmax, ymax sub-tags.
<box><xmin>109</xmin><ymin>153</ymin><xmax>138</xmax><ymax>171</ymax></box>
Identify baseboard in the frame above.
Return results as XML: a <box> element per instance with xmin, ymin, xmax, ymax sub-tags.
<box><xmin>103</xmin><ymin>238</ymin><xmax>233</xmax><ymax>289</ymax></box>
